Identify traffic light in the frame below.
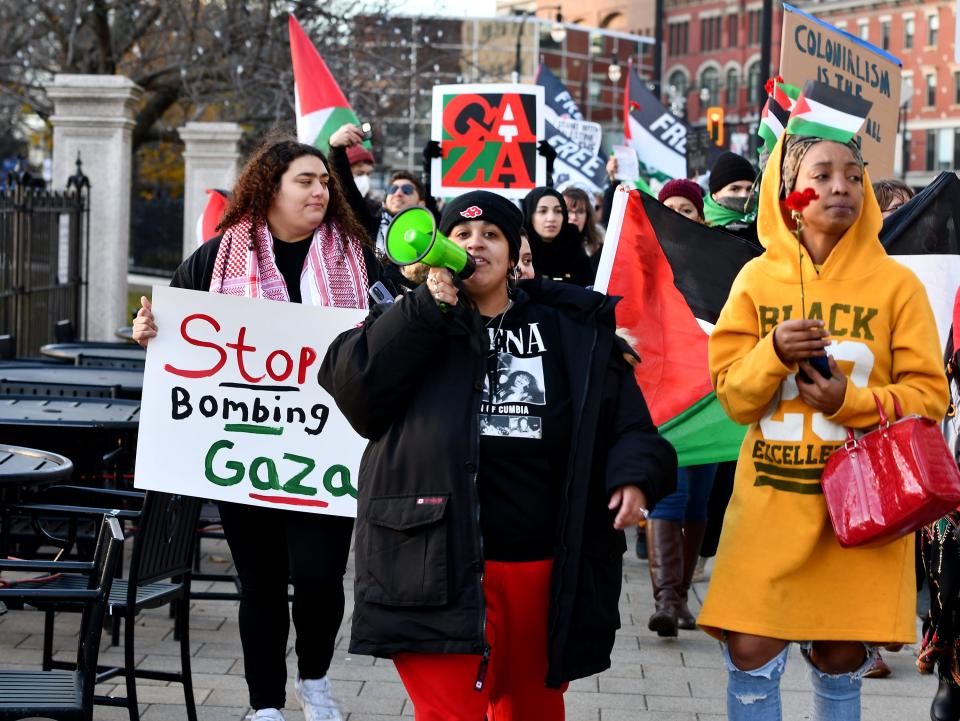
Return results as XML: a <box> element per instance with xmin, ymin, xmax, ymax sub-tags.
<box><xmin>706</xmin><ymin>106</ymin><xmax>725</xmax><ymax>147</ymax></box>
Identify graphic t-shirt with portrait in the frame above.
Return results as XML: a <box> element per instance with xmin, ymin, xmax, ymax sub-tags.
<box><xmin>478</xmin><ymin>299</ymin><xmax>571</xmax><ymax>561</ymax></box>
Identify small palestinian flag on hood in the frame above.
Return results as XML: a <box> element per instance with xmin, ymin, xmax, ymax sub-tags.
<box><xmin>785</xmin><ymin>80</ymin><xmax>872</xmax><ymax>144</ymax></box>
<box><xmin>594</xmin><ymin>187</ymin><xmax>761</xmax><ymax>465</ymax></box>
<box><xmin>289</xmin><ymin>15</ymin><xmax>364</xmax><ymax>152</ymax></box>
<box><xmin>758</xmin><ymin>77</ymin><xmax>800</xmax><ymax>156</ymax></box>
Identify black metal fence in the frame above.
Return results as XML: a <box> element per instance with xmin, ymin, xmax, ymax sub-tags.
<box><xmin>0</xmin><ymin>161</ymin><xmax>88</xmax><ymax>357</ymax></box>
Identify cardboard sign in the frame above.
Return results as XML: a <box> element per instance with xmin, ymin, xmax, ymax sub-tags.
<box><xmin>780</xmin><ymin>3</ymin><xmax>902</xmax><ymax>178</ymax></box>
<box><xmin>431</xmin><ymin>83</ymin><xmax>546</xmax><ymax>199</ymax></box>
<box><xmin>556</xmin><ymin>118</ymin><xmax>603</xmax><ymax>157</ymax></box>
<box><xmin>134</xmin><ymin>286</ymin><xmax>368</xmax><ymax>517</ymax></box>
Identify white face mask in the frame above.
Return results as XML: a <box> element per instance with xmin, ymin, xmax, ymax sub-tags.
<box><xmin>354</xmin><ymin>174</ymin><xmax>371</xmax><ymax>197</ymax></box>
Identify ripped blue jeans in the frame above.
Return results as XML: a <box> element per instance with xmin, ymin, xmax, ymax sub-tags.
<box><xmin>722</xmin><ymin>641</ymin><xmax>877</xmax><ymax>721</ymax></box>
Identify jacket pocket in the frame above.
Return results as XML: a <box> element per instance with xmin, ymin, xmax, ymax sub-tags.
<box><xmin>361</xmin><ymin>493</ymin><xmax>449</xmax><ymax>607</ymax></box>
<box><xmin>572</xmin><ymin>550</ymin><xmax>623</xmax><ymax>634</ymax></box>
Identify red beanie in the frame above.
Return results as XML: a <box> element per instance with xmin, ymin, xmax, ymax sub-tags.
<box><xmin>346</xmin><ymin>144</ymin><xmax>374</xmax><ymax>166</ymax></box>
<box><xmin>658</xmin><ymin>178</ymin><xmax>704</xmax><ymax>218</ymax></box>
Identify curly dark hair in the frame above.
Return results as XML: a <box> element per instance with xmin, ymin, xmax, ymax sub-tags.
<box><xmin>217</xmin><ymin>132</ymin><xmax>370</xmax><ymax>248</ymax></box>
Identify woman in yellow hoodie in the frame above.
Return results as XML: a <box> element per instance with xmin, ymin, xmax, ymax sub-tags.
<box><xmin>700</xmin><ymin>130</ymin><xmax>948</xmax><ymax>721</ymax></box>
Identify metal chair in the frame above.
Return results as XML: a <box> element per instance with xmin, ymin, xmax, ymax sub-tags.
<box><xmin>74</xmin><ymin>355</ymin><xmax>145</xmax><ymax>371</ymax></box>
<box><xmin>16</xmin><ymin>490</ymin><xmax>202</xmax><ymax>721</ymax></box>
<box><xmin>0</xmin><ymin>516</ymin><xmax>123</xmax><ymax>721</ymax></box>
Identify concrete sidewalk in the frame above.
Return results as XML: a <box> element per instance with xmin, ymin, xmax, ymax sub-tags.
<box><xmin>0</xmin><ymin>525</ymin><xmax>938</xmax><ymax>720</ymax></box>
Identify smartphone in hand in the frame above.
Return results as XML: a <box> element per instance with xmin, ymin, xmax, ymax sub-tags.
<box><xmin>798</xmin><ymin>354</ymin><xmax>832</xmax><ymax>384</ymax></box>
<box><xmin>360</xmin><ymin>122</ymin><xmax>373</xmax><ymax>140</ymax></box>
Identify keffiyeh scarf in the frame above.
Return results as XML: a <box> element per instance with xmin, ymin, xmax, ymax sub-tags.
<box><xmin>210</xmin><ymin>216</ymin><xmax>368</xmax><ymax>309</ymax></box>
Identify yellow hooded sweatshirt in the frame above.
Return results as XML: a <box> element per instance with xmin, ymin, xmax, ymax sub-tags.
<box><xmin>698</xmin><ymin>135</ymin><xmax>949</xmax><ymax>643</ymax></box>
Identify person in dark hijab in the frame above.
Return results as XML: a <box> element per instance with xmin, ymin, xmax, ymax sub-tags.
<box><xmin>522</xmin><ymin>187</ymin><xmax>593</xmax><ymax>286</ymax></box>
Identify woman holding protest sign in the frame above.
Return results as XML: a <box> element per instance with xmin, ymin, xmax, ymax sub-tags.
<box><xmin>133</xmin><ymin>134</ymin><xmax>384</xmax><ymax>721</ymax></box>
<box><xmin>319</xmin><ymin>189</ymin><xmax>676</xmax><ymax>721</ymax></box>
<box><xmin>699</xmin><ymin>92</ymin><xmax>948</xmax><ymax>720</ymax></box>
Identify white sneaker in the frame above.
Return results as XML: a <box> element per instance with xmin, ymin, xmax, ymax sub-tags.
<box><xmin>247</xmin><ymin>709</ymin><xmax>285</xmax><ymax>721</ymax></box>
<box><xmin>294</xmin><ymin>675</ymin><xmax>343</xmax><ymax>721</ymax></box>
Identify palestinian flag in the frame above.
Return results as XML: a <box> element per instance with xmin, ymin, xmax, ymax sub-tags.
<box><xmin>758</xmin><ymin>78</ymin><xmax>800</xmax><ymax>156</ymax></box>
<box><xmin>785</xmin><ymin>80</ymin><xmax>872</xmax><ymax>144</ymax></box>
<box><xmin>196</xmin><ymin>188</ymin><xmax>229</xmax><ymax>247</ymax></box>
<box><xmin>594</xmin><ymin>187</ymin><xmax>762</xmax><ymax>465</ymax></box>
<box><xmin>289</xmin><ymin>15</ymin><xmax>362</xmax><ymax>151</ymax></box>
<box><xmin>881</xmin><ymin>171</ymin><xmax>960</xmax><ymax>356</ymax></box>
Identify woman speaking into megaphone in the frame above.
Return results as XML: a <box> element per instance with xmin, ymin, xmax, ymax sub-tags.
<box><xmin>320</xmin><ymin>190</ymin><xmax>677</xmax><ymax>720</ymax></box>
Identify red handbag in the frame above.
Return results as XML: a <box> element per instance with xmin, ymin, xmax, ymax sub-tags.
<box><xmin>821</xmin><ymin>394</ymin><xmax>960</xmax><ymax>548</ymax></box>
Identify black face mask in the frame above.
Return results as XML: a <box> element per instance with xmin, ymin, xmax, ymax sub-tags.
<box><xmin>715</xmin><ymin>194</ymin><xmax>756</xmax><ymax>214</ymax></box>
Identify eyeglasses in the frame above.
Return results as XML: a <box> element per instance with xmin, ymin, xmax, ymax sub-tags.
<box><xmin>386</xmin><ymin>183</ymin><xmax>416</xmax><ymax>196</ymax></box>
<box><xmin>568</xmin><ymin>208</ymin><xmax>587</xmax><ymax>217</ymax></box>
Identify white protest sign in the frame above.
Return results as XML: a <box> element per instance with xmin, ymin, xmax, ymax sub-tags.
<box><xmin>134</xmin><ymin>286</ymin><xmax>368</xmax><ymax>517</ymax></box>
<box><xmin>612</xmin><ymin>144</ymin><xmax>640</xmax><ymax>182</ymax></box>
<box><xmin>555</xmin><ymin>118</ymin><xmax>603</xmax><ymax>156</ymax></box>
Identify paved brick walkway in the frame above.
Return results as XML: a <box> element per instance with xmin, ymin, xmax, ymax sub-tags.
<box><xmin>0</xmin><ymin>526</ymin><xmax>938</xmax><ymax>720</ymax></box>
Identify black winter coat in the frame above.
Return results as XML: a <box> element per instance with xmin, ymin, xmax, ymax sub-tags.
<box><xmin>319</xmin><ymin>278</ymin><xmax>677</xmax><ymax>687</ymax></box>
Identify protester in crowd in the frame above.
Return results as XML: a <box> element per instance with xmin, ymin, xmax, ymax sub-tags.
<box><xmin>919</xmin><ymin>506</ymin><xmax>960</xmax><ymax>719</ymax></box>
<box><xmin>346</xmin><ymin>145</ymin><xmax>375</xmax><ymax>198</ymax></box>
<box><xmin>705</xmin><ymin>151</ymin><xmax>760</xmax><ymax>246</ymax></box>
<box><xmin>523</xmin><ymin>187</ymin><xmax>593</xmax><ymax>286</ymax></box>
<box><xmin>319</xmin><ymin>189</ymin><xmax>677</xmax><ymax>721</ymax></box>
<box><xmin>132</xmin><ymin>135</ymin><xmax>384</xmax><ymax>721</ymax></box>
<box><xmin>562</xmin><ymin>186</ymin><xmax>605</xmax><ymax>256</ymax></box>
<box><xmin>517</xmin><ymin>231</ymin><xmax>535</xmax><ymax>280</ymax></box>
<box><xmin>700</xmin><ymin>127</ymin><xmax>948</xmax><ymax>720</ymax></box>
<box><xmin>873</xmin><ymin>178</ymin><xmax>915</xmax><ymax>219</ymax></box>
<box><xmin>328</xmin><ymin>123</ymin><xmax>432</xmax><ymax>253</ymax></box>
<box><xmin>658</xmin><ymin>179</ymin><xmax>705</xmax><ymax>223</ymax></box>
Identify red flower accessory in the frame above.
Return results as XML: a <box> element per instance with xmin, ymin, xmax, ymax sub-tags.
<box><xmin>764</xmin><ymin>75</ymin><xmax>785</xmax><ymax>96</ymax></box>
<box><xmin>785</xmin><ymin>187</ymin><xmax>819</xmax><ymax>239</ymax></box>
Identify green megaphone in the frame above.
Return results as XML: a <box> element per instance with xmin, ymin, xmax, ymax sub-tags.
<box><xmin>385</xmin><ymin>207</ymin><xmax>476</xmax><ymax>279</ymax></box>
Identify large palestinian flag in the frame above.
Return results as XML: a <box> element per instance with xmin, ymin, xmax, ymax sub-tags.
<box><xmin>594</xmin><ymin>187</ymin><xmax>761</xmax><ymax>465</ymax></box>
<box><xmin>623</xmin><ymin>66</ymin><xmax>688</xmax><ymax>181</ymax></box>
<box><xmin>289</xmin><ymin>15</ymin><xmax>362</xmax><ymax>151</ymax></box>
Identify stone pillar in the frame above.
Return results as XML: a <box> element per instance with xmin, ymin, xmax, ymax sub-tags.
<box><xmin>47</xmin><ymin>74</ymin><xmax>142</xmax><ymax>341</ymax></box>
<box><xmin>179</xmin><ymin>122</ymin><xmax>243</xmax><ymax>259</ymax></box>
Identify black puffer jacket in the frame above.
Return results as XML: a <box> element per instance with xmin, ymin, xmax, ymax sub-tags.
<box><xmin>319</xmin><ymin>278</ymin><xmax>676</xmax><ymax>687</ymax></box>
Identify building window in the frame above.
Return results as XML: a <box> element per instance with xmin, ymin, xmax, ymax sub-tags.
<box><xmin>668</xmin><ymin>22</ymin><xmax>689</xmax><ymax>56</ymax></box>
<box><xmin>747</xmin><ymin>10</ymin><xmax>762</xmax><ymax>45</ymax></box>
<box><xmin>954</xmin><ymin>129</ymin><xmax>960</xmax><ymax>169</ymax></box>
<box><xmin>926</xmin><ymin>72</ymin><xmax>937</xmax><ymax>106</ymax></box>
<box><xmin>926</xmin><ymin>130</ymin><xmax>936</xmax><ymax>171</ymax></box>
<box><xmin>726</xmin><ymin>68</ymin><xmax>739</xmax><ymax>106</ymax></box>
<box><xmin>700</xmin><ymin>67</ymin><xmax>720</xmax><ymax>111</ymax></box>
<box><xmin>728</xmin><ymin>15</ymin><xmax>738</xmax><ymax>47</ymax></box>
<box><xmin>858</xmin><ymin>21</ymin><xmax>869</xmax><ymax>41</ymax></box>
<box><xmin>954</xmin><ymin>71</ymin><xmax>960</xmax><ymax>104</ymax></box>
<box><xmin>881</xmin><ymin>20</ymin><xmax>890</xmax><ymax>50</ymax></box>
<box><xmin>928</xmin><ymin>12</ymin><xmax>939</xmax><ymax>46</ymax></box>
<box><xmin>904</xmin><ymin>16</ymin><xmax>915</xmax><ymax>49</ymax></box>
<box><xmin>700</xmin><ymin>16</ymin><xmax>722</xmax><ymax>52</ymax></box>
<box><xmin>746</xmin><ymin>62</ymin><xmax>761</xmax><ymax>104</ymax></box>
<box><xmin>938</xmin><ymin>128</ymin><xmax>954</xmax><ymax>170</ymax></box>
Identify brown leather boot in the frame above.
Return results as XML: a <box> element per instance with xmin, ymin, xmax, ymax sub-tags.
<box><xmin>646</xmin><ymin>519</ymin><xmax>683</xmax><ymax>637</ymax></box>
<box><xmin>678</xmin><ymin>522</ymin><xmax>707</xmax><ymax>630</ymax></box>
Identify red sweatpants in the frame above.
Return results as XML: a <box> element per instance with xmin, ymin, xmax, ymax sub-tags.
<box><xmin>394</xmin><ymin>559</ymin><xmax>567</xmax><ymax>721</ymax></box>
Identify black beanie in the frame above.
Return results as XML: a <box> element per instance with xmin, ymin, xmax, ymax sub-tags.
<box><xmin>439</xmin><ymin>191</ymin><xmax>523</xmax><ymax>262</ymax></box>
<box><xmin>708</xmin><ymin>151</ymin><xmax>757</xmax><ymax>195</ymax></box>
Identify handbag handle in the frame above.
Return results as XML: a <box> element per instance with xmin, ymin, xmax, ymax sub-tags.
<box><xmin>844</xmin><ymin>393</ymin><xmax>904</xmax><ymax>446</ymax></box>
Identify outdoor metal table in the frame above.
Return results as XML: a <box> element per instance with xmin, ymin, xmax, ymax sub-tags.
<box><xmin>0</xmin><ymin>444</ymin><xmax>73</xmax><ymax>487</ymax></box>
<box><xmin>0</xmin><ymin>444</ymin><xmax>74</xmax><ymax>558</ymax></box>
<box><xmin>0</xmin><ymin>396</ymin><xmax>140</xmax><ymax>484</ymax></box>
<box><xmin>0</xmin><ymin>364</ymin><xmax>143</xmax><ymax>399</ymax></box>
<box><xmin>40</xmin><ymin>342</ymin><xmax>144</xmax><ymax>364</ymax></box>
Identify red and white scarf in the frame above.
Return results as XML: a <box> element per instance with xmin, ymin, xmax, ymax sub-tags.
<box><xmin>209</xmin><ymin>216</ymin><xmax>368</xmax><ymax>309</ymax></box>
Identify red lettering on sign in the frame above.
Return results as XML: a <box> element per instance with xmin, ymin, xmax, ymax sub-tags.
<box><xmin>297</xmin><ymin>346</ymin><xmax>318</xmax><ymax>384</ymax></box>
<box><xmin>226</xmin><ymin>326</ymin><xmax>265</xmax><ymax>383</ymax></box>
<box><xmin>163</xmin><ymin>313</ymin><xmax>227</xmax><ymax>379</ymax></box>
<box><xmin>266</xmin><ymin>349</ymin><xmax>293</xmax><ymax>382</ymax></box>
